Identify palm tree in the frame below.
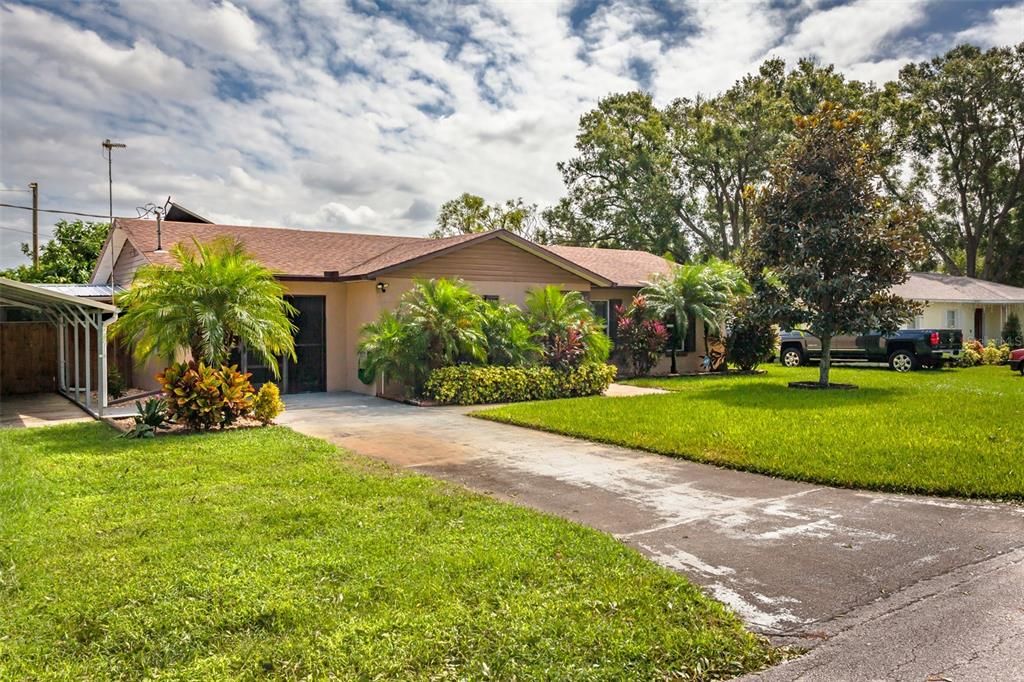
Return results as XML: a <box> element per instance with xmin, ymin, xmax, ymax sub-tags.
<box><xmin>357</xmin><ymin>310</ymin><xmax>426</xmax><ymax>390</ymax></box>
<box><xmin>524</xmin><ymin>285</ymin><xmax>611</xmax><ymax>365</ymax></box>
<box><xmin>643</xmin><ymin>258</ymin><xmax>749</xmax><ymax>350</ymax></box>
<box><xmin>480</xmin><ymin>302</ymin><xmax>541</xmax><ymax>366</ymax></box>
<box><xmin>400</xmin><ymin>278</ymin><xmax>487</xmax><ymax>369</ymax></box>
<box><xmin>112</xmin><ymin>237</ymin><xmax>297</xmax><ymax>376</ymax></box>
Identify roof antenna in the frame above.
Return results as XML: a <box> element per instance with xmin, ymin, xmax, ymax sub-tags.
<box><xmin>154</xmin><ymin>205</ymin><xmax>166</xmax><ymax>253</ymax></box>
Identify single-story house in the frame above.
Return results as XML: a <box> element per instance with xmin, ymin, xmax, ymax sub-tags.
<box><xmin>895</xmin><ymin>272</ymin><xmax>1024</xmax><ymax>343</ymax></box>
<box><xmin>90</xmin><ymin>217</ymin><xmax>697</xmax><ymax>394</ymax></box>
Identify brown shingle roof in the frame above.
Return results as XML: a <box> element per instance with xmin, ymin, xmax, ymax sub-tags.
<box><xmin>544</xmin><ymin>245</ymin><xmax>676</xmax><ymax>287</ymax></box>
<box><xmin>113</xmin><ymin>219</ymin><xmax>668</xmax><ymax>286</ymax></box>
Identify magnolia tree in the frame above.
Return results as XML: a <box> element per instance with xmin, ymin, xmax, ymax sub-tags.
<box><xmin>747</xmin><ymin>102</ymin><xmax>926</xmax><ymax>387</ymax></box>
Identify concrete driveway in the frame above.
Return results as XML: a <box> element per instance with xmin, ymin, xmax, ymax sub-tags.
<box><xmin>280</xmin><ymin>392</ymin><xmax>1024</xmax><ymax>679</ymax></box>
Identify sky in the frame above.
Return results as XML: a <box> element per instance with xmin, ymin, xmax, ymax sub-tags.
<box><xmin>1</xmin><ymin>0</ymin><xmax>1022</xmax><ymax>268</ymax></box>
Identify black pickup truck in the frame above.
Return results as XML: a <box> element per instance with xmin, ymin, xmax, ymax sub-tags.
<box><xmin>779</xmin><ymin>329</ymin><xmax>964</xmax><ymax>372</ymax></box>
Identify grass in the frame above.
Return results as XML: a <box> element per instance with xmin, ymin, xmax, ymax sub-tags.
<box><xmin>0</xmin><ymin>423</ymin><xmax>782</xmax><ymax>680</ymax></box>
<box><xmin>476</xmin><ymin>364</ymin><xmax>1024</xmax><ymax>500</ymax></box>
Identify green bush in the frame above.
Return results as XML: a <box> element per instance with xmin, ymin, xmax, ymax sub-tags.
<box><xmin>725</xmin><ymin>304</ymin><xmax>778</xmax><ymax>371</ymax></box>
<box><xmin>120</xmin><ymin>398</ymin><xmax>171</xmax><ymax>439</ymax></box>
<box><xmin>107</xmin><ymin>365</ymin><xmax>126</xmax><ymax>399</ymax></box>
<box><xmin>424</xmin><ymin>363</ymin><xmax>617</xmax><ymax>405</ymax></box>
<box><xmin>157</xmin><ymin>362</ymin><xmax>255</xmax><ymax>431</ymax></box>
<box><xmin>253</xmin><ymin>382</ymin><xmax>285</xmax><ymax>425</ymax></box>
<box><xmin>1002</xmin><ymin>312</ymin><xmax>1022</xmax><ymax>347</ymax></box>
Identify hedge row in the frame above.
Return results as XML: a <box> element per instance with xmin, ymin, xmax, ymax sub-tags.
<box><xmin>424</xmin><ymin>363</ymin><xmax>618</xmax><ymax>405</ymax></box>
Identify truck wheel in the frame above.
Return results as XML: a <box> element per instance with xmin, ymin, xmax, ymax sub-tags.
<box><xmin>888</xmin><ymin>350</ymin><xmax>919</xmax><ymax>373</ymax></box>
<box><xmin>781</xmin><ymin>347</ymin><xmax>804</xmax><ymax>367</ymax></box>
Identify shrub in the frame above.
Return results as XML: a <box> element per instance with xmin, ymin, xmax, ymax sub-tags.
<box><xmin>1002</xmin><ymin>312</ymin><xmax>1022</xmax><ymax>347</ymax></box>
<box><xmin>525</xmin><ymin>285</ymin><xmax>611</xmax><ymax>367</ymax></box>
<box><xmin>157</xmin><ymin>362</ymin><xmax>255</xmax><ymax>431</ymax></box>
<box><xmin>725</xmin><ymin>304</ymin><xmax>778</xmax><ymax>371</ymax></box>
<box><xmin>120</xmin><ymin>398</ymin><xmax>171</xmax><ymax>439</ymax></box>
<box><xmin>981</xmin><ymin>340</ymin><xmax>1011</xmax><ymax>365</ymax></box>
<box><xmin>424</xmin><ymin>363</ymin><xmax>617</xmax><ymax>405</ymax></box>
<box><xmin>253</xmin><ymin>382</ymin><xmax>285</xmax><ymax>425</ymax></box>
<box><xmin>959</xmin><ymin>341</ymin><xmax>982</xmax><ymax>367</ymax></box>
<box><xmin>616</xmin><ymin>295</ymin><xmax>669</xmax><ymax>377</ymax></box>
<box><xmin>107</xmin><ymin>365</ymin><xmax>126</xmax><ymax>399</ymax></box>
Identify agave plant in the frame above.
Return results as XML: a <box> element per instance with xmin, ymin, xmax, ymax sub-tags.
<box><xmin>112</xmin><ymin>237</ymin><xmax>297</xmax><ymax>377</ymax></box>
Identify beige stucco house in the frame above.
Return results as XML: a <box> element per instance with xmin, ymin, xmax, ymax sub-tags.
<box><xmin>91</xmin><ymin>217</ymin><xmax>698</xmax><ymax>395</ymax></box>
<box><xmin>894</xmin><ymin>273</ymin><xmax>1024</xmax><ymax>343</ymax></box>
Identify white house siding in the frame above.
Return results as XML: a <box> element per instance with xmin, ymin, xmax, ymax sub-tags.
<box><xmin>906</xmin><ymin>302</ymin><xmax>1024</xmax><ymax>343</ymax></box>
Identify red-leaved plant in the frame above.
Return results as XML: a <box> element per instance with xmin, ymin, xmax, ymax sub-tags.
<box><xmin>616</xmin><ymin>295</ymin><xmax>669</xmax><ymax>377</ymax></box>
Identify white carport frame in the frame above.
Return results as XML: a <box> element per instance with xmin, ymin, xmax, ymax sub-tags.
<box><xmin>0</xmin><ymin>277</ymin><xmax>118</xmax><ymax>417</ymax></box>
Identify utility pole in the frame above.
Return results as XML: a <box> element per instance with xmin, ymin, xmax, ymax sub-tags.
<box><xmin>28</xmin><ymin>181</ymin><xmax>38</xmax><ymax>268</ymax></box>
<box><xmin>102</xmin><ymin>139</ymin><xmax>126</xmax><ymax>292</ymax></box>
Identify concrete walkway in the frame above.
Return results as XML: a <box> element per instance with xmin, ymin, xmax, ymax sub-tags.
<box><xmin>0</xmin><ymin>393</ymin><xmax>92</xmax><ymax>428</ymax></box>
<box><xmin>280</xmin><ymin>392</ymin><xmax>1024</xmax><ymax>678</ymax></box>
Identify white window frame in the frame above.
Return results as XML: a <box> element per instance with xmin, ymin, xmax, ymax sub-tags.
<box><xmin>946</xmin><ymin>309</ymin><xmax>958</xmax><ymax>329</ymax></box>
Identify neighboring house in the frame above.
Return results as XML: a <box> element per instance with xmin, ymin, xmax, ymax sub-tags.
<box><xmin>894</xmin><ymin>273</ymin><xmax>1024</xmax><ymax>342</ymax></box>
<box><xmin>91</xmin><ymin>218</ymin><xmax>692</xmax><ymax>394</ymax></box>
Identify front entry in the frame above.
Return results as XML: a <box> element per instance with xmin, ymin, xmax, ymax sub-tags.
<box><xmin>974</xmin><ymin>307</ymin><xmax>984</xmax><ymax>341</ymax></box>
<box><xmin>235</xmin><ymin>295</ymin><xmax>326</xmax><ymax>394</ymax></box>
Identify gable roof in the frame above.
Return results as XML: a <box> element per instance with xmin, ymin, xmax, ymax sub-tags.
<box><xmin>101</xmin><ymin>220</ymin><xmax>626</xmax><ymax>286</ymax></box>
<box><xmin>544</xmin><ymin>245</ymin><xmax>675</xmax><ymax>288</ymax></box>
<box><xmin>893</xmin><ymin>272</ymin><xmax>1024</xmax><ymax>304</ymax></box>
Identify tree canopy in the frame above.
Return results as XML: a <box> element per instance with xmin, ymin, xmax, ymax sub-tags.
<box><xmin>747</xmin><ymin>103</ymin><xmax>926</xmax><ymax>387</ymax></box>
<box><xmin>1</xmin><ymin>220</ymin><xmax>108</xmax><ymax>283</ymax></box>
<box><xmin>431</xmin><ymin>193</ymin><xmax>540</xmax><ymax>240</ymax></box>
<box><xmin>881</xmin><ymin>43</ymin><xmax>1024</xmax><ymax>281</ymax></box>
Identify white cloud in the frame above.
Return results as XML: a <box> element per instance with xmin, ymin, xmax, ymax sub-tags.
<box><xmin>956</xmin><ymin>2</ymin><xmax>1024</xmax><ymax>47</ymax></box>
<box><xmin>1</xmin><ymin>0</ymin><xmax>1020</xmax><ymax>268</ymax></box>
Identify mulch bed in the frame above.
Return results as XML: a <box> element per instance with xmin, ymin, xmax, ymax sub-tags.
<box><xmin>106</xmin><ymin>416</ymin><xmax>266</xmax><ymax>437</ymax></box>
<box><xmin>788</xmin><ymin>381</ymin><xmax>858</xmax><ymax>390</ymax></box>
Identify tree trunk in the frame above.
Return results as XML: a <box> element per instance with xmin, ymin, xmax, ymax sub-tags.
<box><xmin>819</xmin><ymin>335</ymin><xmax>832</xmax><ymax>387</ymax></box>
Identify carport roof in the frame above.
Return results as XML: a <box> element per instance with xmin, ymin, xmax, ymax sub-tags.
<box><xmin>0</xmin><ymin>277</ymin><xmax>118</xmax><ymax>313</ymax></box>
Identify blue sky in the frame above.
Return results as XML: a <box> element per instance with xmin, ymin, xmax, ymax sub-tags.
<box><xmin>1</xmin><ymin>0</ymin><xmax>1021</xmax><ymax>268</ymax></box>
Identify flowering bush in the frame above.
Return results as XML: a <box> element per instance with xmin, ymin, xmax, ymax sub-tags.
<box><xmin>424</xmin><ymin>363</ymin><xmax>617</xmax><ymax>405</ymax></box>
<box><xmin>959</xmin><ymin>341</ymin><xmax>982</xmax><ymax>367</ymax></box>
<box><xmin>616</xmin><ymin>295</ymin><xmax>669</xmax><ymax>377</ymax></box>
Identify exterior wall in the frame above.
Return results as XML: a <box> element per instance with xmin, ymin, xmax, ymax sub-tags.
<box><xmin>906</xmin><ymin>301</ymin><xmax>1024</xmax><ymax>342</ymax></box>
<box><xmin>112</xmin><ymin>240</ymin><xmax>148</xmax><ymax>287</ymax></box>
<box><xmin>386</xmin><ymin>238</ymin><xmax>593</xmax><ymax>290</ymax></box>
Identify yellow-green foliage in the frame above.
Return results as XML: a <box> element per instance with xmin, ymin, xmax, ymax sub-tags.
<box><xmin>157</xmin><ymin>362</ymin><xmax>255</xmax><ymax>430</ymax></box>
<box><xmin>981</xmin><ymin>340</ymin><xmax>1010</xmax><ymax>365</ymax></box>
<box><xmin>959</xmin><ymin>341</ymin><xmax>982</xmax><ymax>367</ymax></box>
<box><xmin>425</xmin><ymin>363</ymin><xmax>617</xmax><ymax>405</ymax></box>
<box><xmin>253</xmin><ymin>382</ymin><xmax>285</xmax><ymax>425</ymax></box>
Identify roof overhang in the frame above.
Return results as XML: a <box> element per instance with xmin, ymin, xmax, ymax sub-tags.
<box><xmin>362</xmin><ymin>229</ymin><xmax>615</xmax><ymax>287</ymax></box>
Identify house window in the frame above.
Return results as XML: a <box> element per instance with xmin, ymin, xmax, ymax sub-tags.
<box><xmin>906</xmin><ymin>314</ymin><xmax>924</xmax><ymax>330</ymax></box>
<box><xmin>590</xmin><ymin>300</ymin><xmax>610</xmax><ymax>335</ymax></box>
<box><xmin>666</xmin><ymin>313</ymin><xmax>697</xmax><ymax>353</ymax></box>
<box><xmin>946</xmin><ymin>309</ymin><xmax>958</xmax><ymax>329</ymax></box>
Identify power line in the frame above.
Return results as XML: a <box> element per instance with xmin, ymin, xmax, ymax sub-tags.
<box><xmin>0</xmin><ymin>202</ymin><xmax>122</xmax><ymax>219</ymax></box>
<box><xmin>0</xmin><ymin>188</ymin><xmax>32</xmax><ymax>193</ymax></box>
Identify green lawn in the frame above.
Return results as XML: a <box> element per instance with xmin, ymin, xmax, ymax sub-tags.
<box><xmin>477</xmin><ymin>365</ymin><xmax>1024</xmax><ymax>500</ymax></box>
<box><xmin>0</xmin><ymin>423</ymin><xmax>781</xmax><ymax>680</ymax></box>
